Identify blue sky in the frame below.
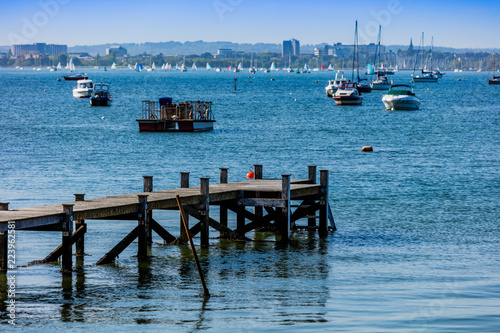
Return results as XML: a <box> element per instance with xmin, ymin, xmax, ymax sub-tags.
<box><xmin>1</xmin><ymin>0</ymin><xmax>499</xmax><ymax>49</ymax></box>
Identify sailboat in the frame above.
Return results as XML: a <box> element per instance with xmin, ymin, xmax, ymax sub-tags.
<box><xmin>192</xmin><ymin>62</ymin><xmax>197</xmax><ymax>70</ymax></box>
<box><xmin>206</xmin><ymin>63</ymin><xmax>212</xmax><ymax>70</ymax></box>
<box><xmin>69</xmin><ymin>58</ymin><xmax>75</xmax><ymax>72</ymax></box>
<box><xmin>249</xmin><ymin>53</ymin><xmax>256</xmax><ymax>73</ymax></box>
<box><xmin>353</xmin><ymin>21</ymin><xmax>372</xmax><ymax>93</ymax></box>
<box><xmin>136</xmin><ymin>63</ymin><xmax>143</xmax><ymax>72</ymax></box>
<box><xmin>412</xmin><ymin>33</ymin><xmax>438</xmax><ymax>83</ymax></box>
<box><xmin>488</xmin><ymin>53</ymin><xmax>500</xmax><ymax>85</ymax></box>
<box><xmin>111</xmin><ymin>62</ymin><xmax>117</xmax><ymax>70</ymax></box>
<box><xmin>270</xmin><ymin>62</ymin><xmax>277</xmax><ymax>71</ymax></box>
<box><xmin>237</xmin><ymin>62</ymin><xmax>243</xmax><ymax>71</ymax></box>
<box><xmin>56</xmin><ymin>62</ymin><xmax>62</xmax><ymax>70</ymax></box>
<box><xmin>302</xmin><ymin>64</ymin><xmax>310</xmax><ymax>73</ymax></box>
<box><xmin>327</xmin><ymin>64</ymin><xmax>334</xmax><ymax>71</ymax></box>
<box><xmin>333</xmin><ymin>21</ymin><xmax>363</xmax><ymax>106</ymax></box>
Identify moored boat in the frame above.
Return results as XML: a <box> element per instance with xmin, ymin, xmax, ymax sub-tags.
<box><xmin>64</xmin><ymin>73</ymin><xmax>88</xmax><ymax>81</ymax></box>
<box><xmin>382</xmin><ymin>84</ymin><xmax>420</xmax><ymax>110</ymax></box>
<box><xmin>488</xmin><ymin>54</ymin><xmax>500</xmax><ymax>85</ymax></box>
<box><xmin>90</xmin><ymin>82</ymin><xmax>112</xmax><ymax>106</ymax></box>
<box><xmin>137</xmin><ymin>98</ymin><xmax>215</xmax><ymax>132</ymax></box>
<box><xmin>333</xmin><ymin>81</ymin><xmax>363</xmax><ymax>105</ymax></box>
<box><xmin>73</xmin><ymin>79</ymin><xmax>93</xmax><ymax>98</ymax></box>
<box><xmin>370</xmin><ymin>73</ymin><xmax>392</xmax><ymax>90</ymax></box>
<box><xmin>325</xmin><ymin>70</ymin><xmax>349</xmax><ymax>97</ymax></box>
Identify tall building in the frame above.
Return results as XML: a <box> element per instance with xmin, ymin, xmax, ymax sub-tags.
<box><xmin>106</xmin><ymin>45</ymin><xmax>127</xmax><ymax>57</ymax></box>
<box><xmin>282</xmin><ymin>39</ymin><xmax>300</xmax><ymax>58</ymax></box>
<box><xmin>11</xmin><ymin>43</ymin><xmax>67</xmax><ymax>57</ymax></box>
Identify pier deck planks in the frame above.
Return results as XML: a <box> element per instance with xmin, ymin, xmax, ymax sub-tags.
<box><xmin>0</xmin><ymin>179</ymin><xmax>321</xmax><ymax>231</ymax></box>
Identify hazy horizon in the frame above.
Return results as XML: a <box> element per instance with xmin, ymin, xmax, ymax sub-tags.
<box><xmin>1</xmin><ymin>0</ymin><xmax>499</xmax><ymax>49</ymax></box>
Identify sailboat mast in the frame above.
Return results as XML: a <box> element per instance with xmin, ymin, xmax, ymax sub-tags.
<box><xmin>377</xmin><ymin>25</ymin><xmax>381</xmax><ymax>69</ymax></box>
<box><xmin>352</xmin><ymin>21</ymin><xmax>358</xmax><ymax>81</ymax></box>
<box><xmin>430</xmin><ymin>36</ymin><xmax>434</xmax><ymax>71</ymax></box>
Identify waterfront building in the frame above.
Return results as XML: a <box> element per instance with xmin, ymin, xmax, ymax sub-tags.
<box><xmin>11</xmin><ymin>43</ymin><xmax>67</xmax><ymax>57</ymax></box>
<box><xmin>106</xmin><ymin>45</ymin><xmax>127</xmax><ymax>57</ymax></box>
<box><xmin>216</xmin><ymin>49</ymin><xmax>234</xmax><ymax>58</ymax></box>
<box><xmin>282</xmin><ymin>38</ymin><xmax>300</xmax><ymax>58</ymax></box>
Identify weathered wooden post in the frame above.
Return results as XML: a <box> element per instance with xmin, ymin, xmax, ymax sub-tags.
<box><xmin>74</xmin><ymin>194</ymin><xmax>86</xmax><ymax>257</ymax></box>
<box><xmin>137</xmin><ymin>195</ymin><xmax>149</xmax><ymax>258</ymax></box>
<box><xmin>179</xmin><ymin>172</ymin><xmax>190</xmax><ymax>241</ymax></box>
<box><xmin>143</xmin><ymin>176</ymin><xmax>153</xmax><ymax>244</ymax></box>
<box><xmin>200</xmin><ymin>178</ymin><xmax>210</xmax><ymax>247</ymax></box>
<box><xmin>254</xmin><ymin>164</ymin><xmax>263</xmax><ymax>219</ymax></box>
<box><xmin>281</xmin><ymin>174</ymin><xmax>291</xmax><ymax>243</ymax></box>
<box><xmin>219</xmin><ymin>168</ymin><xmax>228</xmax><ymax>228</ymax></box>
<box><xmin>0</xmin><ymin>203</ymin><xmax>9</xmax><ymax>271</ymax></box>
<box><xmin>319</xmin><ymin>170</ymin><xmax>329</xmax><ymax>237</ymax></box>
<box><xmin>308</xmin><ymin>166</ymin><xmax>317</xmax><ymax>228</ymax></box>
<box><xmin>62</xmin><ymin>204</ymin><xmax>74</xmax><ymax>273</ymax></box>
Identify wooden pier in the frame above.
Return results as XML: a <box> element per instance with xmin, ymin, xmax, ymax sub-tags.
<box><xmin>0</xmin><ymin>165</ymin><xmax>335</xmax><ymax>273</ymax></box>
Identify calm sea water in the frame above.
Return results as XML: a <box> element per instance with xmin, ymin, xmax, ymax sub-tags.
<box><xmin>0</xmin><ymin>68</ymin><xmax>499</xmax><ymax>332</ymax></box>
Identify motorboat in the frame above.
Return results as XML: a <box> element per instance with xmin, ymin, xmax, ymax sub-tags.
<box><xmin>411</xmin><ymin>70</ymin><xmax>438</xmax><ymax>83</ymax></box>
<box><xmin>370</xmin><ymin>73</ymin><xmax>392</xmax><ymax>90</ymax></box>
<box><xmin>73</xmin><ymin>79</ymin><xmax>93</xmax><ymax>98</ymax></box>
<box><xmin>357</xmin><ymin>79</ymin><xmax>372</xmax><ymax>93</ymax></box>
<box><xmin>325</xmin><ymin>71</ymin><xmax>349</xmax><ymax>97</ymax></box>
<box><xmin>333</xmin><ymin>81</ymin><xmax>363</xmax><ymax>105</ymax></box>
<box><xmin>63</xmin><ymin>73</ymin><xmax>88</xmax><ymax>81</ymax></box>
<box><xmin>382</xmin><ymin>84</ymin><xmax>420</xmax><ymax>110</ymax></box>
<box><xmin>90</xmin><ymin>82</ymin><xmax>112</xmax><ymax>106</ymax></box>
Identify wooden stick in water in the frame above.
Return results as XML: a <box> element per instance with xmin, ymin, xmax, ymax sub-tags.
<box><xmin>176</xmin><ymin>195</ymin><xmax>210</xmax><ymax>299</ymax></box>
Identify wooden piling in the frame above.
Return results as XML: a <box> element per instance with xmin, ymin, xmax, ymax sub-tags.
<box><xmin>179</xmin><ymin>172</ymin><xmax>190</xmax><ymax>241</ymax></box>
<box><xmin>319</xmin><ymin>170</ymin><xmax>329</xmax><ymax>237</ymax></box>
<box><xmin>200</xmin><ymin>178</ymin><xmax>210</xmax><ymax>247</ymax></box>
<box><xmin>137</xmin><ymin>195</ymin><xmax>149</xmax><ymax>258</ymax></box>
<box><xmin>254</xmin><ymin>164</ymin><xmax>264</xmax><ymax>219</ymax></box>
<box><xmin>308</xmin><ymin>166</ymin><xmax>317</xmax><ymax>228</ymax></box>
<box><xmin>281</xmin><ymin>175</ymin><xmax>291</xmax><ymax>243</ymax></box>
<box><xmin>219</xmin><ymin>168</ymin><xmax>228</xmax><ymax>231</ymax></box>
<box><xmin>61</xmin><ymin>204</ymin><xmax>73</xmax><ymax>273</ymax></box>
<box><xmin>143</xmin><ymin>176</ymin><xmax>153</xmax><ymax>244</ymax></box>
<box><xmin>74</xmin><ymin>194</ymin><xmax>86</xmax><ymax>257</ymax></box>
<box><xmin>0</xmin><ymin>203</ymin><xmax>8</xmax><ymax>271</ymax></box>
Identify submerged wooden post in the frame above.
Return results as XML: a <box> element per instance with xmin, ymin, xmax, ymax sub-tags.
<box><xmin>200</xmin><ymin>178</ymin><xmax>210</xmax><ymax>247</ymax></box>
<box><xmin>319</xmin><ymin>170</ymin><xmax>329</xmax><ymax>237</ymax></box>
<box><xmin>179</xmin><ymin>172</ymin><xmax>190</xmax><ymax>241</ymax></box>
<box><xmin>137</xmin><ymin>195</ymin><xmax>149</xmax><ymax>258</ymax></box>
<box><xmin>281</xmin><ymin>175</ymin><xmax>291</xmax><ymax>243</ymax></box>
<box><xmin>0</xmin><ymin>203</ymin><xmax>9</xmax><ymax>271</ymax></box>
<box><xmin>308</xmin><ymin>166</ymin><xmax>317</xmax><ymax>228</ymax></box>
<box><xmin>176</xmin><ymin>195</ymin><xmax>210</xmax><ymax>298</ymax></box>
<box><xmin>219</xmin><ymin>168</ymin><xmax>228</xmax><ymax>228</ymax></box>
<box><xmin>74</xmin><ymin>194</ymin><xmax>86</xmax><ymax>257</ymax></box>
<box><xmin>62</xmin><ymin>204</ymin><xmax>74</xmax><ymax>273</ymax></box>
<box><xmin>254</xmin><ymin>164</ymin><xmax>263</xmax><ymax>219</ymax></box>
<box><xmin>143</xmin><ymin>176</ymin><xmax>153</xmax><ymax>244</ymax></box>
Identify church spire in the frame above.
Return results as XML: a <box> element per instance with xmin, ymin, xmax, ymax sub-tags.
<box><xmin>409</xmin><ymin>38</ymin><xmax>414</xmax><ymax>51</ymax></box>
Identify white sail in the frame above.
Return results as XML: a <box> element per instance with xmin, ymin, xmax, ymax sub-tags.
<box><xmin>237</xmin><ymin>62</ymin><xmax>243</xmax><ymax>70</ymax></box>
<box><xmin>206</xmin><ymin>63</ymin><xmax>212</xmax><ymax>70</ymax></box>
<box><xmin>270</xmin><ymin>62</ymin><xmax>277</xmax><ymax>70</ymax></box>
<box><xmin>69</xmin><ymin>58</ymin><xmax>75</xmax><ymax>71</ymax></box>
<box><xmin>56</xmin><ymin>62</ymin><xmax>62</xmax><ymax>70</ymax></box>
<box><xmin>111</xmin><ymin>62</ymin><xmax>117</xmax><ymax>69</ymax></box>
<box><xmin>133</xmin><ymin>63</ymin><xmax>137</xmax><ymax>70</ymax></box>
<box><xmin>192</xmin><ymin>62</ymin><xmax>197</xmax><ymax>70</ymax></box>
<box><xmin>152</xmin><ymin>62</ymin><xmax>156</xmax><ymax>70</ymax></box>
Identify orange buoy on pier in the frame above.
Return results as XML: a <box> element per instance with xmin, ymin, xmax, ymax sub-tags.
<box><xmin>362</xmin><ymin>146</ymin><xmax>373</xmax><ymax>152</ymax></box>
<box><xmin>246</xmin><ymin>171</ymin><xmax>255</xmax><ymax>179</ymax></box>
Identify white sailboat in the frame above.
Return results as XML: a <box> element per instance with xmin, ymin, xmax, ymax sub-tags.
<box><xmin>111</xmin><ymin>62</ymin><xmax>117</xmax><ymax>70</ymax></box>
<box><xmin>56</xmin><ymin>62</ymin><xmax>62</xmax><ymax>70</ymax></box>
<box><xmin>69</xmin><ymin>58</ymin><xmax>75</xmax><ymax>72</ymax></box>
<box><xmin>270</xmin><ymin>62</ymin><xmax>277</xmax><ymax>71</ymax></box>
<box><xmin>206</xmin><ymin>63</ymin><xmax>212</xmax><ymax>70</ymax></box>
<box><xmin>192</xmin><ymin>62</ymin><xmax>197</xmax><ymax>70</ymax></box>
<box><xmin>237</xmin><ymin>62</ymin><xmax>243</xmax><ymax>71</ymax></box>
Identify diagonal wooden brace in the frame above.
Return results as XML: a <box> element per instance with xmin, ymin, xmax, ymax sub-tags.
<box><xmin>42</xmin><ymin>224</ymin><xmax>87</xmax><ymax>263</ymax></box>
